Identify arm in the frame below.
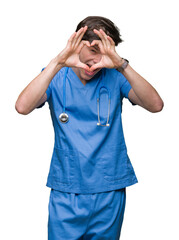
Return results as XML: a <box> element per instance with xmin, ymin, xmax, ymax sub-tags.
<box><xmin>119</xmin><ymin>63</ymin><xmax>164</xmax><ymax>112</ymax></box>
<box><xmin>89</xmin><ymin>29</ymin><xmax>164</xmax><ymax>113</ymax></box>
<box><xmin>15</xmin><ymin>60</ymin><xmax>63</xmax><ymax>115</ymax></box>
<box><xmin>15</xmin><ymin>26</ymin><xmax>90</xmax><ymax>115</ymax></box>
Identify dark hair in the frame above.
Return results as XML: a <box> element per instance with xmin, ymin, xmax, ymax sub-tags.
<box><xmin>76</xmin><ymin>16</ymin><xmax>123</xmax><ymax>46</ymax></box>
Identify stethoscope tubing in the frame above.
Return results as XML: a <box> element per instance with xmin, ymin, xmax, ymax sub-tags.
<box><xmin>97</xmin><ymin>85</ymin><xmax>111</xmax><ymax>126</ymax></box>
<box><xmin>59</xmin><ymin>67</ymin><xmax>111</xmax><ymax>126</ymax></box>
<box><xmin>62</xmin><ymin>67</ymin><xmax>69</xmax><ymax>113</ymax></box>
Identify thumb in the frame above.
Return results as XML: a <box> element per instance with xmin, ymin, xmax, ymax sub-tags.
<box><xmin>76</xmin><ymin>62</ymin><xmax>90</xmax><ymax>71</ymax></box>
<box><xmin>89</xmin><ymin>62</ymin><xmax>103</xmax><ymax>72</ymax></box>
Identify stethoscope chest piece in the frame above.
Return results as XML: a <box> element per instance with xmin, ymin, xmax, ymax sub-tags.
<box><xmin>59</xmin><ymin>67</ymin><xmax>111</xmax><ymax>126</ymax></box>
<box><xmin>59</xmin><ymin>112</ymin><xmax>69</xmax><ymax>123</ymax></box>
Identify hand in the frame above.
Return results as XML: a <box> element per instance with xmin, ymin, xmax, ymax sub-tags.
<box><xmin>55</xmin><ymin>26</ymin><xmax>91</xmax><ymax>71</ymax></box>
<box><xmin>89</xmin><ymin>29</ymin><xmax>124</xmax><ymax>72</ymax></box>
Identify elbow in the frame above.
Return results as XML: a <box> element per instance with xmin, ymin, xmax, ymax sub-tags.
<box><xmin>15</xmin><ymin>101</ymin><xmax>30</xmax><ymax>115</ymax></box>
<box><xmin>150</xmin><ymin>99</ymin><xmax>164</xmax><ymax>113</ymax></box>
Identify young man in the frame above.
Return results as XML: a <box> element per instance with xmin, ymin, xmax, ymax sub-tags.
<box><xmin>15</xmin><ymin>16</ymin><xmax>164</xmax><ymax>240</ymax></box>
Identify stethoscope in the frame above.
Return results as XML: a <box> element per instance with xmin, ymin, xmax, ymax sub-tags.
<box><xmin>59</xmin><ymin>67</ymin><xmax>111</xmax><ymax>127</ymax></box>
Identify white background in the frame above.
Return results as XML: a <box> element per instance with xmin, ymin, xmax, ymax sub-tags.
<box><xmin>0</xmin><ymin>0</ymin><xmax>178</xmax><ymax>239</ymax></box>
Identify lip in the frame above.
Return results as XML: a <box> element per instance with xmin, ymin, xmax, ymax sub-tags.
<box><xmin>85</xmin><ymin>69</ymin><xmax>95</xmax><ymax>76</ymax></box>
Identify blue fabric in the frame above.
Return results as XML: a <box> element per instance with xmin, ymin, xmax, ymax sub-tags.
<box><xmin>48</xmin><ymin>188</ymin><xmax>126</xmax><ymax>240</ymax></box>
<box><xmin>38</xmin><ymin>67</ymin><xmax>138</xmax><ymax>194</ymax></box>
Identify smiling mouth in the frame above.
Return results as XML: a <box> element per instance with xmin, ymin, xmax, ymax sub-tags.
<box><xmin>85</xmin><ymin>69</ymin><xmax>95</xmax><ymax>76</ymax></box>
<box><xmin>85</xmin><ymin>64</ymin><xmax>101</xmax><ymax>76</ymax></box>
<box><xmin>84</xmin><ymin>64</ymin><xmax>93</xmax><ymax>75</ymax></box>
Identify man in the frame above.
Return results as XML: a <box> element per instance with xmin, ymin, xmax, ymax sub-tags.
<box><xmin>15</xmin><ymin>16</ymin><xmax>164</xmax><ymax>240</ymax></box>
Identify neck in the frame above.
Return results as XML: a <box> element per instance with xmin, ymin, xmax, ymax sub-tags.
<box><xmin>80</xmin><ymin>79</ymin><xmax>87</xmax><ymax>86</ymax></box>
<box><xmin>71</xmin><ymin>67</ymin><xmax>87</xmax><ymax>86</ymax></box>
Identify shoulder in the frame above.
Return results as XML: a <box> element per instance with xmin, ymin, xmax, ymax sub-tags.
<box><xmin>103</xmin><ymin>68</ymin><xmax>128</xmax><ymax>88</ymax></box>
<box><xmin>55</xmin><ymin>67</ymin><xmax>67</xmax><ymax>81</ymax></box>
<box><xmin>50</xmin><ymin>67</ymin><xmax>67</xmax><ymax>89</ymax></box>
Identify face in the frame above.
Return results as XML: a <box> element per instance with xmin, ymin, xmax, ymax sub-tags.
<box><xmin>73</xmin><ymin>45</ymin><xmax>102</xmax><ymax>83</ymax></box>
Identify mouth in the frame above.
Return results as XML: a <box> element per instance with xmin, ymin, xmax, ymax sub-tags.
<box><xmin>85</xmin><ymin>69</ymin><xmax>95</xmax><ymax>76</ymax></box>
<box><xmin>85</xmin><ymin>64</ymin><xmax>96</xmax><ymax>76</ymax></box>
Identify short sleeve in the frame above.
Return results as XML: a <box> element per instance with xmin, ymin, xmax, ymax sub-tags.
<box><xmin>36</xmin><ymin>67</ymin><xmax>52</xmax><ymax>108</ymax></box>
<box><xmin>120</xmin><ymin>74</ymin><xmax>136</xmax><ymax>106</ymax></box>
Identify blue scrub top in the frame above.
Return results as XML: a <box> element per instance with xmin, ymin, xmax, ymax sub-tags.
<box><xmin>38</xmin><ymin>67</ymin><xmax>138</xmax><ymax>194</ymax></box>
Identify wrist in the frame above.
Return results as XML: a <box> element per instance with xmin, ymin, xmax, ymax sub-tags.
<box><xmin>116</xmin><ymin>57</ymin><xmax>125</xmax><ymax>68</ymax></box>
<box><xmin>46</xmin><ymin>58</ymin><xmax>64</xmax><ymax>75</ymax></box>
<box><xmin>116</xmin><ymin>58</ymin><xmax>129</xmax><ymax>72</ymax></box>
<box><xmin>50</xmin><ymin>57</ymin><xmax>65</xmax><ymax>69</ymax></box>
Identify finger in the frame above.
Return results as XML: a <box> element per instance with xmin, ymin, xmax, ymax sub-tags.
<box><xmin>67</xmin><ymin>32</ymin><xmax>77</xmax><ymax>46</ymax></box>
<box><xmin>107</xmin><ymin>35</ymin><xmax>115</xmax><ymax>47</ymax></box>
<box><xmin>82</xmin><ymin>40</ymin><xmax>91</xmax><ymax>47</ymax></box>
<box><xmin>76</xmin><ymin>40</ymin><xmax>87</xmax><ymax>54</ymax></box>
<box><xmin>90</xmin><ymin>62</ymin><xmax>103</xmax><ymax>72</ymax></box>
<box><xmin>99</xmin><ymin>29</ymin><xmax>112</xmax><ymax>49</ymax></box>
<box><xmin>77</xmin><ymin>62</ymin><xmax>90</xmax><ymax>71</ymax></box>
<box><xmin>71</xmin><ymin>27</ymin><xmax>84</xmax><ymax>47</ymax></box>
<box><xmin>91</xmin><ymin>40</ymin><xmax>101</xmax><ymax>46</ymax></box>
<box><xmin>93</xmin><ymin>29</ymin><xmax>107</xmax><ymax>48</ymax></box>
<box><xmin>74</xmin><ymin>26</ymin><xmax>88</xmax><ymax>47</ymax></box>
<box><xmin>91</xmin><ymin>40</ymin><xmax>104</xmax><ymax>54</ymax></box>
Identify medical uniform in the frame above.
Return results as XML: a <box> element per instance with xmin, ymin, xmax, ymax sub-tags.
<box><xmin>38</xmin><ymin>67</ymin><xmax>138</xmax><ymax>239</ymax></box>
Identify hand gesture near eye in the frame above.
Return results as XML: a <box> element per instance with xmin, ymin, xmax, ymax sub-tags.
<box><xmin>89</xmin><ymin>29</ymin><xmax>124</xmax><ymax>72</ymax></box>
<box><xmin>55</xmin><ymin>26</ymin><xmax>90</xmax><ymax>71</ymax></box>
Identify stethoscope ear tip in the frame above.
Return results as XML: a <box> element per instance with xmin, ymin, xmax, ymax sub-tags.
<box><xmin>97</xmin><ymin>122</ymin><xmax>110</xmax><ymax>127</ymax></box>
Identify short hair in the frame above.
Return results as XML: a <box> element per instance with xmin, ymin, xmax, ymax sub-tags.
<box><xmin>76</xmin><ymin>16</ymin><xmax>123</xmax><ymax>46</ymax></box>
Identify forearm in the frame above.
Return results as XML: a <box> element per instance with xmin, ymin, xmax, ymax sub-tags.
<box><xmin>15</xmin><ymin>58</ymin><xmax>63</xmax><ymax>115</ymax></box>
<box><xmin>121</xmin><ymin>64</ymin><xmax>164</xmax><ymax>111</ymax></box>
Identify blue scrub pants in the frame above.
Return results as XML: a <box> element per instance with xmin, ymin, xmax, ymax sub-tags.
<box><xmin>48</xmin><ymin>188</ymin><xmax>126</xmax><ymax>240</ymax></box>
